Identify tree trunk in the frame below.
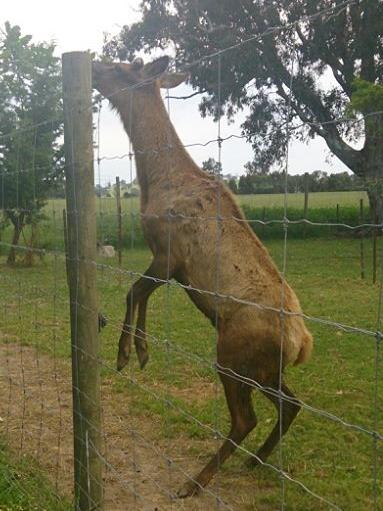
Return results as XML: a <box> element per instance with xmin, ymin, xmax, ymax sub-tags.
<box><xmin>367</xmin><ymin>185</ymin><xmax>383</xmax><ymax>225</ymax></box>
<box><xmin>7</xmin><ymin>214</ymin><xmax>24</xmax><ymax>265</ymax></box>
<box><xmin>24</xmin><ymin>222</ymin><xmax>38</xmax><ymax>267</ymax></box>
<box><xmin>362</xmin><ymin>115</ymin><xmax>383</xmax><ymax>226</ymax></box>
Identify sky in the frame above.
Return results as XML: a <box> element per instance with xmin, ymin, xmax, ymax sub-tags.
<box><xmin>2</xmin><ymin>0</ymin><xmax>351</xmax><ymax>185</ymax></box>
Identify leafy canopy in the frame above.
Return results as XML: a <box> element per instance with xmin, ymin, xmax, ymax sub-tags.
<box><xmin>104</xmin><ymin>0</ymin><xmax>383</xmax><ymax>178</ymax></box>
<box><xmin>0</xmin><ymin>22</ymin><xmax>63</xmax><ymax>223</ymax></box>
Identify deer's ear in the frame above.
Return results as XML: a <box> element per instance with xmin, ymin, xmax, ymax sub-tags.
<box><xmin>159</xmin><ymin>72</ymin><xmax>188</xmax><ymax>89</ymax></box>
<box><xmin>143</xmin><ymin>56</ymin><xmax>170</xmax><ymax>79</ymax></box>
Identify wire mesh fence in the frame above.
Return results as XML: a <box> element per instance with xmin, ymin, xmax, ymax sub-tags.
<box><xmin>0</xmin><ymin>2</ymin><xmax>382</xmax><ymax>510</ymax></box>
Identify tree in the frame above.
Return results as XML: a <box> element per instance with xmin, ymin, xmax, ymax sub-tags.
<box><xmin>238</xmin><ymin>174</ymin><xmax>254</xmax><ymax>194</ymax></box>
<box><xmin>202</xmin><ymin>157</ymin><xmax>222</xmax><ymax>176</ymax></box>
<box><xmin>227</xmin><ymin>177</ymin><xmax>238</xmax><ymax>194</ymax></box>
<box><xmin>0</xmin><ymin>23</ymin><xmax>63</xmax><ymax>264</ymax></box>
<box><xmin>104</xmin><ymin>0</ymin><xmax>383</xmax><ymax>221</ymax></box>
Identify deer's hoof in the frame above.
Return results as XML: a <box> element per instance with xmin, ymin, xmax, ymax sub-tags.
<box><xmin>137</xmin><ymin>349</ymin><xmax>149</xmax><ymax>370</ymax></box>
<box><xmin>117</xmin><ymin>351</ymin><xmax>129</xmax><ymax>371</ymax></box>
<box><xmin>176</xmin><ymin>481</ymin><xmax>200</xmax><ymax>499</ymax></box>
<box><xmin>98</xmin><ymin>312</ymin><xmax>107</xmax><ymax>331</ymax></box>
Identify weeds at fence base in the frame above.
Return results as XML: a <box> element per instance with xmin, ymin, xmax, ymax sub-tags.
<box><xmin>0</xmin><ymin>442</ymin><xmax>71</xmax><ymax>511</ymax></box>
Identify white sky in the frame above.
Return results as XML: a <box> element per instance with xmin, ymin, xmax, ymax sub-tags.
<box><xmin>2</xmin><ymin>0</ymin><xmax>350</xmax><ymax>185</ymax></box>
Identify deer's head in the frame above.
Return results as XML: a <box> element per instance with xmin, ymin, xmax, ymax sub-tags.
<box><xmin>92</xmin><ymin>56</ymin><xmax>187</xmax><ymax>101</ymax></box>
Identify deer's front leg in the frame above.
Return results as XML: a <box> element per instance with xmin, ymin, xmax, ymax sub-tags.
<box><xmin>134</xmin><ymin>296</ymin><xmax>150</xmax><ymax>369</ymax></box>
<box><xmin>117</xmin><ymin>258</ymin><xmax>170</xmax><ymax>371</ymax></box>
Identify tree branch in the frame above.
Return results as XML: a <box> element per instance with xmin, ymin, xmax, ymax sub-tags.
<box><xmin>260</xmin><ymin>35</ymin><xmax>363</xmax><ymax>173</ymax></box>
<box><xmin>165</xmin><ymin>89</ymin><xmax>207</xmax><ymax>100</ymax></box>
<box><xmin>275</xmin><ymin>80</ymin><xmax>327</xmax><ymax>139</ymax></box>
<box><xmin>295</xmin><ymin>25</ymin><xmax>350</xmax><ymax>96</ymax></box>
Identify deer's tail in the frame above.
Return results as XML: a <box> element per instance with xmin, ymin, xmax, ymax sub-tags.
<box><xmin>294</xmin><ymin>330</ymin><xmax>313</xmax><ymax>366</ymax></box>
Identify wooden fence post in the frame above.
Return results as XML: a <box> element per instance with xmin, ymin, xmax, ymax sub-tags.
<box><xmin>373</xmin><ymin>216</ymin><xmax>377</xmax><ymax>284</ymax></box>
<box><xmin>116</xmin><ymin>176</ymin><xmax>122</xmax><ymax>268</ymax></box>
<box><xmin>62</xmin><ymin>209</ymin><xmax>69</xmax><ymax>285</ymax></box>
<box><xmin>62</xmin><ymin>51</ymin><xmax>103</xmax><ymax>511</ymax></box>
<box><xmin>359</xmin><ymin>199</ymin><xmax>365</xmax><ymax>279</ymax></box>
<box><xmin>303</xmin><ymin>172</ymin><xmax>309</xmax><ymax>238</ymax></box>
<box><xmin>262</xmin><ymin>205</ymin><xmax>266</xmax><ymax>237</ymax></box>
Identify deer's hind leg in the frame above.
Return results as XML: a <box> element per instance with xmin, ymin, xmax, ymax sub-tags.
<box><xmin>247</xmin><ymin>381</ymin><xmax>301</xmax><ymax>467</ymax></box>
<box><xmin>177</xmin><ymin>371</ymin><xmax>257</xmax><ymax>498</ymax></box>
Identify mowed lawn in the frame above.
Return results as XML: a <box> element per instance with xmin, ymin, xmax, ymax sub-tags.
<box><xmin>0</xmin><ymin>234</ymin><xmax>382</xmax><ymax>510</ymax></box>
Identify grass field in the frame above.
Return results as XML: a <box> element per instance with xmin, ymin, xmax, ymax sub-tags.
<box><xmin>43</xmin><ymin>190</ymin><xmax>368</xmax><ymax>217</ymax></box>
<box><xmin>0</xmin><ymin>234</ymin><xmax>382</xmax><ymax>509</ymax></box>
<box><xmin>0</xmin><ymin>190</ymin><xmax>370</xmax><ymax>257</ymax></box>
<box><xmin>238</xmin><ymin>190</ymin><xmax>368</xmax><ymax>208</ymax></box>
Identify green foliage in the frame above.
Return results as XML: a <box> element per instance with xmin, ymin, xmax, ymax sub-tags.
<box><xmin>0</xmin><ymin>22</ymin><xmax>63</xmax><ymax>259</ymax></box>
<box><xmin>227</xmin><ymin>177</ymin><xmax>238</xmax><ymax>194</ymax></box>
<box><xmin>202</xmin><ymin>157</ymin><xmax>222</xmax><ymax>176</ymax></box>
<box><xmin>348</xmin><ymin>79</ymin><xmax>383</xmax><ymax>115</ymax></box>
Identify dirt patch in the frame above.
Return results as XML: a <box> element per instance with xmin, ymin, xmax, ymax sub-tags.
<box><xmin>0</xmin><ymin>342</ymin><xmax>266</xmax><ymax>511</ymax></box>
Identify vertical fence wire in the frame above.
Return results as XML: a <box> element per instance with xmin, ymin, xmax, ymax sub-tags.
<box><xmin>372</xmin><ymin>235</ymin><xmax>383</xmax><ymax>509</ymax></box>
<box><xmin>51</xmin><ymin>193</ymin><xmax>64</xmax><ymax>498</ymax></box>
<box><xmin>213</xmin><ymin>52</ymin><xmax>223</xmax><ymax>510</ymax></box>
<box><xmin>127</xmin><ymin>90</ymin><xmax>139</xmax><ymax>506</ymax></box>
<box><xmin>95</xmin><ymin>98</ymin><xmax>114</xmax><ymax>508</ymax></box>
<box><xmin>278</xmin><ymin>38</ymin><xmax>296</xmax><ymax>510</ymax></box>
<box><xmin>165</xmin><ymin>78</ymin><xmax>175</xmax><ymax>504</ymax></box>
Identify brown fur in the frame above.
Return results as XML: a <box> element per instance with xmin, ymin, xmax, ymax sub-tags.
<box><xmin>93</xmin><ymin>56</ymin><xmax>313</xmax><ymax>497</ymax></box>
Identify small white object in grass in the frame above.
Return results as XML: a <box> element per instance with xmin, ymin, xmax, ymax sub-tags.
<box><xmin>97</xmin><ymin>243</ymin><xmax>116</xmax><ymax>258</ymax></box>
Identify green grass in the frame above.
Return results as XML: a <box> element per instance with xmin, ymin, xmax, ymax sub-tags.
<box><xmin>238</xmin><ymin>190</ymin><xmax>368</xmax><ymax>208</ymax></box>
<box><xmin>0</xmin><ymin>443</ymin><xmax>71</xmax><ymax>511</ymax></box>
<box><xmin>0</xmin><ymin>236</ymin><xmax>382</xmax><ymax>510</ymax></box>
<box><xmin>44</xmin><ymin>190</ymin><xmax>368</xmax><ymax>213</ymax></box>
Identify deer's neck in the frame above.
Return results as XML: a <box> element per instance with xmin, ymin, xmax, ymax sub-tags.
<box><xmin>114</xmin><ymin>89</ymin><xmax>193</xmax><ymax>195</ymax></box>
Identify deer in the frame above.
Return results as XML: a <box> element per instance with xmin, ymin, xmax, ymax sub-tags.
<box><xmin>92</xmin><ymin>56</ymin><xmax>313</xmax><ymax>498</ymax></box>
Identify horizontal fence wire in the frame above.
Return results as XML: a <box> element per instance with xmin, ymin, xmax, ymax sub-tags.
<box><xmin>1</xmin><ymin>205</ymin><xmax>383</xmax><ymax>230</ymax></box>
